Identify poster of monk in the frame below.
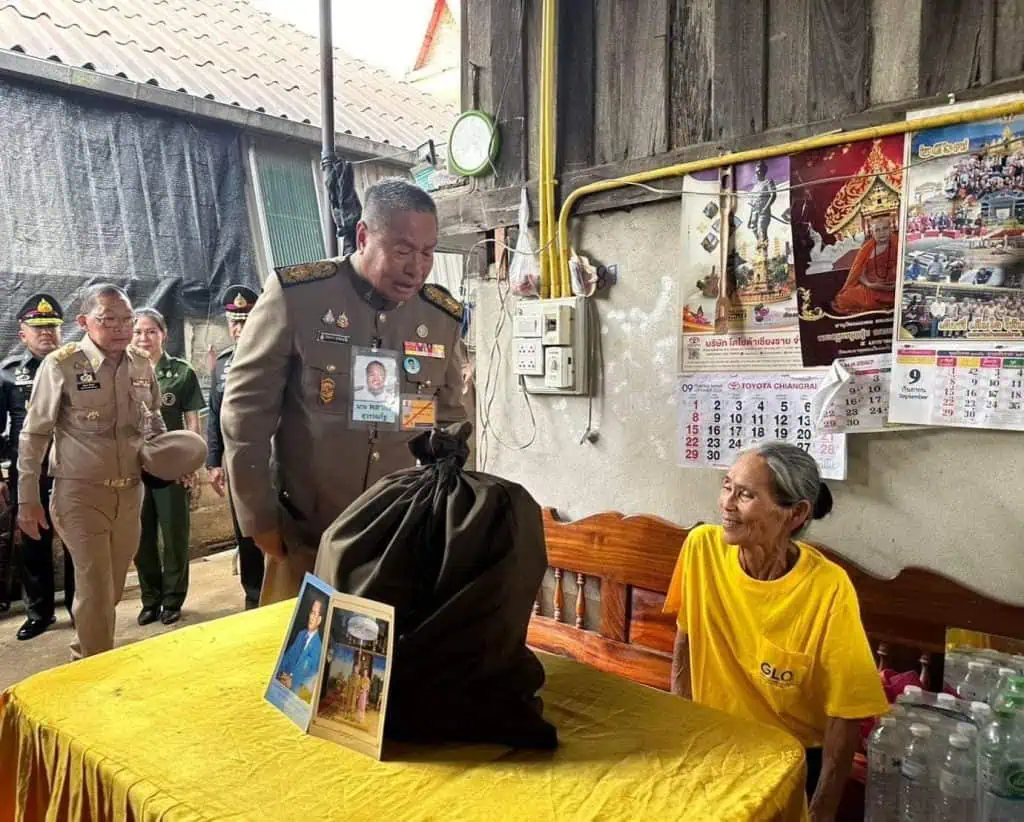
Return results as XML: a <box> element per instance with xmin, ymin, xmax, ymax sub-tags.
<box><xmin>791</xmin><ymin>136</ymin><xmax>904</xmax><ymax>366</ymax></box>
<box><xmin>308</xmin><ymin>595</ymin><xmax>395</xmax><ymax>760</ymax></box>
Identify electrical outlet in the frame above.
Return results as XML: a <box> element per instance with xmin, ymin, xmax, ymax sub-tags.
<box><xmin>523</xmin><ymin>295</ymin><xmax>589</xmax><ymax>396</ymax></box>
<box><xmin>514</xmin><ymin>339</ymin><xmax>544</xmax><ymax>375</ymax></box>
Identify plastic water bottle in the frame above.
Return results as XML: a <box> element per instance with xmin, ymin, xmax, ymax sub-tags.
<box><xmin>867</xmin><ymin>715</ymin><xmax>905</xmax><ymax>822</ymax></box>
<box><xmin>974</xmin><ymin>701</ymin><xmax>996</xmax><ymax>727</ymax></box>
<box><xmin>980</xmin><ymin>695</ymin><xmax>1024</xmax><ymax>822</ymax></box>
<box><xmin>937</xmin><ymin>732</ymin><xmax>977</xmax><ymax>822</ymax></box>
<box><xmin>993</xmin><ymin>676</ymin><xmax>1024</xmax><ymax>714</ymax></box>
<box><xmin>961</xmin><ymin>660</ymin><xmax>997</xmax><ymax>703</ymax></box>
<box><xmin>900</xmin><ymin>723</ymin><xmax>934</xmax><ymax>822</ymax></box>
<box><xmin>994</xmin><ymin>668</ymin><xmax>1021</xmax><ymax>700</ymax></box>
<box><xmin>947</xmin><ymin>648</ymin><xmax>970</xmax><ymax>691</ymax></box>
<box><xmin>903</xmin><ymin>684</ymin><xmax>928</xmax><ymax>705</ymax></box>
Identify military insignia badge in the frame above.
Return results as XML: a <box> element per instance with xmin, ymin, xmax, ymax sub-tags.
<box><xmin>420</xmin><ymin>284</ymin><xmax>464</xmax><ymax>322</ymax></box>
<box><xmin>277</xmin><ymin>259</ymin><xmax>339</xmax><ymax>287</ymax></box>
<box><xmin>76</xmin><ymin>371</ymin><xmax>100</xmax><ymax>391</ymax></box>
<box><xmin>322</xmin><ymin>309</ymin><xmax>336</xmax><ymax>325</ymax></box>
<box><xmin>161</xmin><ymin>392</ymin><xmax>176</xmax><ymax>407</ymax></box>
<box><xmin>416</xmin><ymin>324</ymin><xmax>429</xmax><ymax>339</ymax></box>
<box><xmin>319</xmin><ymin>375</ymin><xmax>336</xmax><ymax>405</ymax></box>
<box><xmin>337</xmin><ymin>312</ymin><xmax>350</xmax><ymax>329</ymax></box>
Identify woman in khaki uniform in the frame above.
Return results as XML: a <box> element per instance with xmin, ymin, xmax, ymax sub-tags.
<box><xmin>131</xmin><ymin>309</ymin><xmax>204</xmax><ymax>626</ymax></box>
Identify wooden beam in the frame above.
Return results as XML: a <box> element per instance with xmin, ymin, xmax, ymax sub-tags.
<box><xmin>668</xmin><ymin>0</ymin><xmax>714</xmax><ymax>146</ymax></box>
<box><xmin>807</xmin><ymin>0</ymin><xmax>870</xmax><ymax>120</ymax></box>
<box><xmin>556</xmin><ymin>0</ymin><xmax>596</xmax><ymax>172</ymax></box>
<box><xmin>711</xmin><ymin>0</ymin><xmax>767</xmax><ymax>139</ymax></box>
<box><xmin>919</xmin><ymin>0</ymin><xmax>993</xmax><ymax>96</ymax></box>
<box><xmin>488</xmin><ymin>0</ymin><xmax>527</xmax><ymax>187</ymax></box>
<box><xmin>435</xmin><ymin>74</ymin><xmax>1024</xmax><ymax>236</ymax></box>
<box><xmin>766</xmin><ymin>0</ymin><xmax>810</xmax><ymax>129</ymax></box>
<box><xmin>594</xmin><ymin>0</ymin><xmax>669</xmax><ymax>163</ymax></box>
<box><xmin>994</xmin><ymin>0</ymin><xmax>1024</xmax><ymax>81</ymax></box>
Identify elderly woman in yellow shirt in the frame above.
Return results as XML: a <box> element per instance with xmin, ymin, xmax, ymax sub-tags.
<box><xmin>664</xmin><ymin>442</ymin><xmax>887</xmax><ymax>822</ymax></box>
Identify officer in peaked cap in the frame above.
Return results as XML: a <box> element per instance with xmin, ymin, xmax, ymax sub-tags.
<box><xmin>0</xmin><ymin>293</ymin><xmax>75</xmax><ymax>641</ymax></box>
<box><xmin>206</xmin><ymin>284</ymin><xmax>264</xmax><ymax>609</ymax></box>
<box><xmin>221</xmin><ymin>178</ymin><xmax>475</xmax><ymax>606</ymax></box>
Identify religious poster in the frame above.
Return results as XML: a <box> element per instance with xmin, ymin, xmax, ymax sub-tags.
<box><xmin>896</xmin><ymin>113</ymin><xmax>1024</xmax><ymax>343</ymax></box>
<box><xmin>888</xmin><ymin>343</ymin><xmax>1024</xmax><ymax>430</ymax></box>
<box><xmin>679</xmin><ymin>160</ymin><xmax>803</xmax><ymax>373</ymax></box>
<box><xmin>676</xmin><ymin>372</ymin><xmax>847</xmax><ymax>479</ymax></box>
<box><xmin>792</xmin><ymin>137</ymin><xmax>905</xmax><ymax>366</ymax></box>
<box><xmin>309</xmin><ymin>594</ymin><xmax>395</xmax><ymax>761</ymax></box>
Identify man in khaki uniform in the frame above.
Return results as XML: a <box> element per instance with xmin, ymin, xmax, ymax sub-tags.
<box><xmin>222</xmin><ymin>178</ymin><xmax>474</xmax><ymax>604</ymax></box>
<box><xmin>17</xmin><ymin>284</ymin><xmax>207</xmax><ymax>659</ymax></box>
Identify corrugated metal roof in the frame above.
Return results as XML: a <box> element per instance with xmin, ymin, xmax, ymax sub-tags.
<box><xmin>0</xmin><ymin>0</ymin><xmax>457</xmax><ymax>150</ymax></box>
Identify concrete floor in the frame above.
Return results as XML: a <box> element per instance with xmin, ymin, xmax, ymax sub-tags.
<box><xmin>0</xmin><ymin>549</ymin><xmax>246</xmax><ymax>691</ymax></box>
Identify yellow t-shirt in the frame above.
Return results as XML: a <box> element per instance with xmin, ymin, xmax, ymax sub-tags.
<box><xmin>664</xmin><ymin>525</ymin><xmax>888</xmax><ymax>748</ymax></box>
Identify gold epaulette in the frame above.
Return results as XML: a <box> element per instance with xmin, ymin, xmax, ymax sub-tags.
<box><xmin>420</xmin><ymin>283</ymin><xmax>463</xmax><ymax>322</ymax></box>
<box><xmin>52</xmin><ymin>342</ymin><xmax>80</xmax><ymax>363</ymax></box>
<box><xmin>276</xmin><ymin>259</ymin><xmax>340</xmax><ymax>287</ymax></box>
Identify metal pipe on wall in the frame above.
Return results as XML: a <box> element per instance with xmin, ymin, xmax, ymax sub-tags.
<box><xmin>556</xmin><ymin>99</ymin><xmax>1024</xmax><ymax>285</ymax></box>
<box><xmin>319</xmin><ymin>0</ymin><xmax>339</xmax><ymax>257</ymax></box>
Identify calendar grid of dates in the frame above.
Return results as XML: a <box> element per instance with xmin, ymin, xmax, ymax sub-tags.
<box><xmin>677</xmin><ymin>374</ymin><xmax>847</xmax><ymax>480</ymax></box>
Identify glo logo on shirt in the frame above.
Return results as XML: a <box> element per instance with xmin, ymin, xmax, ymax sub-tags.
<box><xmin>760</xmin><ymin>662</ymin><xmax>796</xmax><ymax>686</ymax></box>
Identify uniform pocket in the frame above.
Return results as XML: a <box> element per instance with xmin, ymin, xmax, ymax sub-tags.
<box><xmin>751</xmin><ymin>637</ymin><xmax>812</xmax><ymax>714</ymax></box>
<box><xmin>69</xmin><ymin>394</ymin><xmax>114</xmax><ymax>433</ymax></box>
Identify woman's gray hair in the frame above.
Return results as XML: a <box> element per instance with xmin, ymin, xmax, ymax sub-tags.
<box><xmin>133</xmin><ymin>307</ymin><xmax>167</xmax><ymax>333</ymax></box>
<box><xmin>749</xmin><ymin>441</ymin><xmax>832</xmax><ymax>535</ymax></box>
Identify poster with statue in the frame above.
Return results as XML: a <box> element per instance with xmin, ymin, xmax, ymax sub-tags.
<box><xmin>678</xmin><ymin>158</ymin><xmax>803</xmax><ymax>373</ymax></box>
<box><xmin>791</xmin><ymin>136</ymin><xmax>905</xmax><ymax>366</ymax></box>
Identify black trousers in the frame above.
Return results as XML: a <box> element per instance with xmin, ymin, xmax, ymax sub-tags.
<box><xmin>805</xmin><ymin>747</ymin><xmax>823</xmax><ymax>798</ymax></box>
<box><xmin>11</xmin><ymin>471</ymin><xmax>75</xmax><ymax>621</ymax></box>
<box><xmin>228</xmin><ymin>487</ymin><xmax>264</xmax><ymax>610</ymax></box>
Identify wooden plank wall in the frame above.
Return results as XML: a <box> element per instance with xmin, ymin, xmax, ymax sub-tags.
<box><xmin>450</xmin><ymin>0</ymin><xmax>1024</xmax><ymax>234</ymax></box>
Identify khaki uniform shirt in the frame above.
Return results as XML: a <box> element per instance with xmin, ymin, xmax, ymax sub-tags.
<box><xmin>17</xmin><ymin>336</ymin><xmax>166</xmax><ymax>505</ymax></box>
<box><xmin>221</xmin><ymin>257</ymin><xmax>474</xmax><ymax>547</ymax></box>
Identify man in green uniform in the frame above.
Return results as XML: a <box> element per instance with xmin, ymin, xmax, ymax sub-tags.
<box><xmin>132</xmin><ymin>308</ymin><xmax>205</xmax><ymax>625</ymax></box>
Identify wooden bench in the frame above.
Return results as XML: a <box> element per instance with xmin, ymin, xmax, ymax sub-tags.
<box><xmin>527</xmin><ymin>508</ymin><xmax>1024</xmax><ymax>818</ymax></box>
<box><xmin>528</xmin><ymin>508</ymin><xmax>1024</xmax><ymax>691</ymax></box>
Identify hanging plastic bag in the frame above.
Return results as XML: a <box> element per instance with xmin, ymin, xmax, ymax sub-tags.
<box><xmin>508</xmin><ymin>187</ymin><xmax>540</xmax><ymax>297</ymax></box>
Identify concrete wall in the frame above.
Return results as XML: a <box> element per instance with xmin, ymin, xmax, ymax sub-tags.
<box><xmin>477</xmin><ymin>200</ymin><xmax>1024</xmax><ymax>607</ymax></box>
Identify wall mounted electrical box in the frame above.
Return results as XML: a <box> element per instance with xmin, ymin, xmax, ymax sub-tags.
<box><xmin>511</xmin><ymin>296</ymin><xmax>589</xmax><ymax>396</ymax></box>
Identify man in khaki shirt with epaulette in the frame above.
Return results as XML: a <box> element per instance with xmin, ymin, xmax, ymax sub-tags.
<box><xmin>17</xmin><ymin>284</ymin><xmax>206</xmax><ymax>659</ymax></box>
<box><xmin>222</xmin><ymin>178</ymin><xmax>475</xmax><ymax>604</ymax></box>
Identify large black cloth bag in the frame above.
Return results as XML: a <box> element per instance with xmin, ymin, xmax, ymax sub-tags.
<box><xmin>314</xmin><ymin>422</ymin><xmax>557</xmax><ymax>749</ymax></box>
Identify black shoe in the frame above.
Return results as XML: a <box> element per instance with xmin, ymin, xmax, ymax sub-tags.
<box><xmin>138</xmin><ymin>606</ymin><xmax>161</xmax><ymax>626</ymax></box>
<box><xmin>160</xmin><ymin>608</ymin><xmax>181</xmax><ymax>625</ymax></box>
<box><xmin>16</xmin><ymin>615</ymin><xmax>56</xmax><ymax>641</ymax></box>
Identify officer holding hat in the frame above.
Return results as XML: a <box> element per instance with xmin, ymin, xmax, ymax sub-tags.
<box><xmin>17</xmin><ymin>283</ymin><xmax>206</xmax><ymax>659</ymax></box>
<box><xmin>0</xmin><ymin>293</ymin><xmax>75</xmax><ymax>640</ymax></box>
<box><xmin>206</xmin><ymin>284</ymin><xmax>264</xmax><ymax>609</ymax></box>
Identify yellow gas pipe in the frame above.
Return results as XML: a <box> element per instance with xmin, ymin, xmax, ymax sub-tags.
<box><xmin>555</xmin><ymin>99</ymin><xmax>1024</xmax><ymax>287</ymax></box>
<box><xmin>538</xmin><ymin>0</ymin><xmax>558</xmax><ymax>298</ymax></box>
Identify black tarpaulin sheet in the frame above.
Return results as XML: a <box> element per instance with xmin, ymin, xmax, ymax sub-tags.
<box><xmin>0</xmin><ymin>78</ymin><xmax>258</xmax><ymax>358</ymax></box>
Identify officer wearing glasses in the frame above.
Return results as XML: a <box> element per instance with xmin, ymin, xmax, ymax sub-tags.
<box><xmin>16</xmin><ymin>284</ymin><xmax>205</xmax><ymax>659</ymax></box>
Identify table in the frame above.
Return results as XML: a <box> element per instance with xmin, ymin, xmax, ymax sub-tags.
<box><xmin>1</xmin><ymin>602</ymin><xmax>806</xmax><ymax>822</ymax></box>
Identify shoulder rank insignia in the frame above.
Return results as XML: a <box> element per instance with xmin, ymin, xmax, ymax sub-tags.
<box><xmin>52</xmin><ymin>342</ymin><xmax>80</xmax><ymax>363</ymax></box>
<box><xmin>276</xmin><ymin>259</ymin><xmax>340</xmax><ymax>287</ymax></box>
<box><xmin>420</xmin><ymin>283</ymin><xmax>463</xmax><ymax>322</ymax></box>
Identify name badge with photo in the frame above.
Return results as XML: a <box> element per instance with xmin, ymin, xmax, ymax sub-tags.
<box><xmin>349</xmin><ymin>346</ymin><xmax>400</xmax><ymax>429</ymax></box>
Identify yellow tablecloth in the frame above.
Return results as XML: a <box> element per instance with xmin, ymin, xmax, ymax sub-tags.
<box><xmin>0</xmin><ymin>603</ymin><xmax>806</xmax><ymax>822</ymax></box>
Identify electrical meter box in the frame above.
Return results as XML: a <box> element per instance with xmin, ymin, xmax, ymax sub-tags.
<box><xmin>511</xmin><ymin>296</ymin><xmax>589</xmax><ymax>395</ymax></box>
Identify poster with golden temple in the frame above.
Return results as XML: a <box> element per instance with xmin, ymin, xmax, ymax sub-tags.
<box><xmin>896</xmin><ymin>114</ymin><xmax>1024</xmax><ymax>343</ymax></box>
<box><xmin>791</xmin><ymin>137</ymin><xmax>904</xmax><ymax>366</ymax></box>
